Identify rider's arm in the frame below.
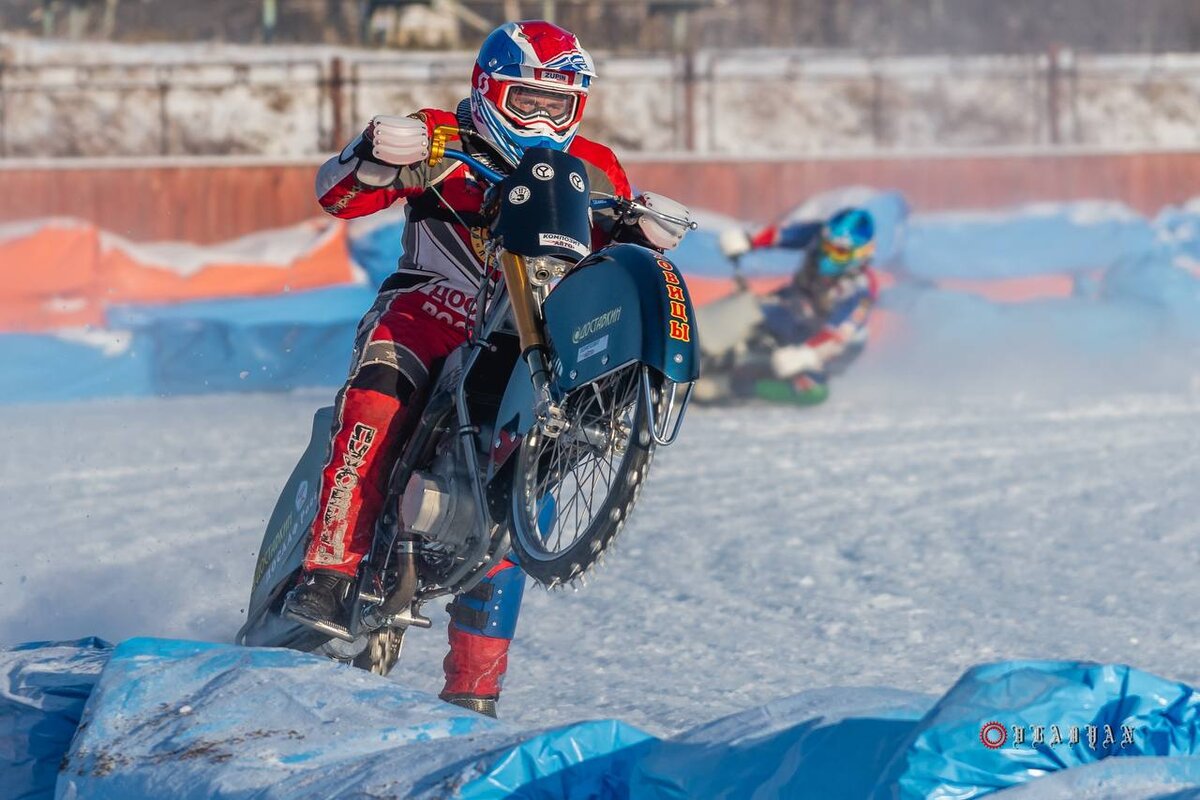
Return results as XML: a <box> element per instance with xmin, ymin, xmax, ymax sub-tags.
<box><xmin>315</xmin><ymin>110</ymin><xmax>455</xmax><ymax>219</ymax></box>
<box><xmin>567</xmin><ymin>136</ymin><xmax>634</xmax><ymax>250</ymax></box>
<box><xmin>722</xmin><ymin>219</ymin><xmax>823</xmax><ymax>259</ymax></box>
<box><xmin>804</xmin><ymin>275</ymin><xmax>873</xmax><ymax>360</ymax></box>
<box><xmin>754</xmin><ymin>220</ymin><xmax>824</xmax><ymax>251</ymax></box>
<box><xmin>568</xmin><ymin>138</ymin><xmax>690</xmax><ymax>252</ymax></box>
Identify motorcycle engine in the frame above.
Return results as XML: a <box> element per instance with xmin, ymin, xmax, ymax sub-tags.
<box><xmin>401</xmin><ymin>443</ymin><xmax>477</xmax><ymax>551</ymax></box>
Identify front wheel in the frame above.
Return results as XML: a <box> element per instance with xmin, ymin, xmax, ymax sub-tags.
<box><xmin>509</xmin><ymin>362</ymin><xmax>660</xmax><ymax>586</ymax></box>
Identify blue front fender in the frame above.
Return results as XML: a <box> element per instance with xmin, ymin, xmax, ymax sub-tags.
<box><xmin>542</xmin><ymin>243</ymin><xmax>700</xmax><ymax>391</ymax></box>
<box><xmin>488</xmin><ymin>245</ymin><xmax>700</xmax><ymax>476</ymax></box>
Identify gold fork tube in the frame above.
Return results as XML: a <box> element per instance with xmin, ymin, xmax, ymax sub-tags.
<box><xmin>500</xmin><ymin>252</ymin><xmax>546</xmax><ymax>352</ymax></box>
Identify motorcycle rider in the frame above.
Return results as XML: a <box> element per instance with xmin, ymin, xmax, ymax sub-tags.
<box><xmin>717</xmin><ymin>208</ymin><xmax>877</xmax><ymax>405</ymax></box>
<box><xmin>285</xmin><ymin>20</ymin><xmax>691</xmax><ymax>717</ymax></box>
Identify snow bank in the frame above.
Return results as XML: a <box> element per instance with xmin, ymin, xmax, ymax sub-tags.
<box><xmin>9</xmin><ymin>638</ymin><xmax>1200</xmax><ymax>799</ymax></box>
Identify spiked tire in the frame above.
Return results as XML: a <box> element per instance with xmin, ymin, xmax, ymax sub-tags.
<box><xmin>508</xmin><ymin>364</ymin><xmax>660</xmax><ymax>587</ymax></box>
<box><xmin>352</xmin><ymin>626</ymin><xmax>404</xmax><ymax>676</ymax></box>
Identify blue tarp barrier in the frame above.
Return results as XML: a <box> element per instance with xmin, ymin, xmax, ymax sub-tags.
<box><xmin>9</xmin><ymin>637</ymin><xmax>1200</xmax><ymax>799</ymax></box>
<box><xmin>56</xmin><ymin>638</ymin><xmax>653</xmax><ymax>800</ymax></box>
<box><xmin>0</xmin><ymin>638</ymin><xmax>112</xmax><ymax>800</ymax></box>
<box><xmin>901</xmin><ymin>202</ymin><xmax>1163</xmax><ymax>280</ymax></box>
<box><xmin>107</xmin><ymin>287</ymin><xmax>374</xmax><ymax>394</ymax></box>
<box><xmin>1104</xmin><ymin>255</ymin><xmax>1200</xmax><ymax>338</ymax></box>
<box><xmin>460</xmin><ymin>720</ymin><xmax>656</xmax><ymax>799</ymax></box>
<box><xmin>8</xmin><ymin>195</ymin><xmax>1200</xmax><ymax>403</ymax></box>
<box><xmin>627</xmin><ymin>687</ymin><xmax>933</xmax><ymax>799</ymax></box>
<box><xmin>0</xmin><ymin>335</ymin><xmax>153</xmax><ymax>404</ymax></box>
<box><xmin>348</xmin><ymin>216</ymin><xmax>406</xmax><ymax>288</ymax></box>
<box><xmin>0</xmin><ymin>286</ymin><xmax>375</xmax><ymax>404</ymax></box>
<box><xmin>881</xmin><ymin>283</ymin><xmax>1167</xmax><ymax>356</ymax></box>
<box><xmin>878</xmin><ymin>660</ymin><xmax>1200</xmax><ymax>800</ymax></box>
<box><xmin>1153</xmin><ymin>202</ymin><xmax>1200</xmax><ymax>263</ymax></box>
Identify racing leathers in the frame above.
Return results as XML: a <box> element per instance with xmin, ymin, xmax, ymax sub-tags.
<box><xmin>740</xmin><ymin>221</ymin><xmax>878</xmax><ymax>404</ymax></box>
<box><xmin>306</xmin><ymin>100</ymin><xmax>634</xmax><ymax>706</ymax></box>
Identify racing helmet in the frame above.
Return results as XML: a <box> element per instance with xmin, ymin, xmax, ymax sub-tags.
<box><xmin>470</xmin><ymin>21</ymin><xmax>595</xmax><ymax>164</ymax></box>
<box><xmin>817</xmin><ymin>208</ymin><xmax>876</xmax><ymax>277</ymax></box>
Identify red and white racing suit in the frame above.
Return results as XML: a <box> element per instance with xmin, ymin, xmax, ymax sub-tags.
<box><xmin>308</xmin><ymin>100</ymin><xmax>632</xmax><ymax>700</ymax></box>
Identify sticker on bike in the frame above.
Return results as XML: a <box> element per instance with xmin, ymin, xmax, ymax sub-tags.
<box><xmin>577</xmin><ymin>335</ymin><xmax>609</xmax><ymax>362</ymax></box>
<box><xmin>538</xmin><ymin>232</ymin><xmax>588</xmax><ymax>256</ymax></box>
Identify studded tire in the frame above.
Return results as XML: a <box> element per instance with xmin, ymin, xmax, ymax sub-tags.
<box><xmin>508</xmin><ymin>364</ymin><xmax>660</xmax><ymax>587</ymax></box>
<box><xmin>352</xmin><ymin>626</ymin><xmax>404</xmax><ymax>676</ymax></box>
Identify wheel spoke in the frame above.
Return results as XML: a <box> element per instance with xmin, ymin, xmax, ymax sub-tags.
<box><xmin>512</xmin><ymin>363</ymin><xmax>650</xmax><ymax>566</ymax></box>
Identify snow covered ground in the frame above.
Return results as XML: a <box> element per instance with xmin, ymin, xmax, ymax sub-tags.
<box><xmin>3</xmin><ymin>348</ymin><xmax>1199</xmax><ymax>739</ymax></box>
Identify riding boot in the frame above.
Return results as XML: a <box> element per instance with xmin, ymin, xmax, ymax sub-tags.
<box><xmin>284</xmin><ymin>570</ymin><xmax>353</xmax><ymax>627</ymax></box>
<box><xmin>441</xmin><ymin>693</ymin><xmax>498</xmax><ymax>718</ymax></box>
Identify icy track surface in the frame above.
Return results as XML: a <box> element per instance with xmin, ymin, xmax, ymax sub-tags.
<box><xmin>3</xmin><ymin>379</ymin><xmax>1200</xmax><ymax>737</ymax></box>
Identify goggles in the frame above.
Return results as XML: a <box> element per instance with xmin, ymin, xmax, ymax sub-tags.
<box><xmin>820</xmin><ymin>237</ymin><xmax>875</xmax><ymax>266</ymax></box>
<box><xmin>501</xmin><ymin>84</ymin><xmax>582</xmax><ymax>132</ymax></box>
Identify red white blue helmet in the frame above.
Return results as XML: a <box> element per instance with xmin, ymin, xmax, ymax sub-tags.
<box><xmin>470</xmin><ymin>21</ymin><xmax>595</xmax><ymax>164</ymax></box>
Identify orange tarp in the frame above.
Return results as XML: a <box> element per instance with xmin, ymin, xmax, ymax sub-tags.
<box><xmin>0</xmin><ymin>218</ymin><xmax>358</xmax><ymax>331</ymax></box>
<box><xmin>685</xmin><ymin>275</ymin><xmax>791</xmax><ymax>306</ymax></box>
<box><xmin>937</xmin><ymin>274</ymin><xmax>1078</xmax><ymax>302</ymax></box>
<box><xmin>97</xmin><ymin>221</ymin><xmax>355</xmax><ymax>304</ymax></box>
<box><xmin>0</xmin><ymin>222</ymin><xmax>99</xmax><ymax>300</ymax></box>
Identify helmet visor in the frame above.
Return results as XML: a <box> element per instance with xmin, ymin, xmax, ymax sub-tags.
<box><xmin>502</xmin><ymin>84</ymin><xmax>580</xmax><ymax>131</ymax></box>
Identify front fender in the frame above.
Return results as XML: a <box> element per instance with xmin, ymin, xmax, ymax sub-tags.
<box><xmin>488</xmin><ymin>245</ymin><xmax>700</xmax><ymax>476</ymax></box>
<box><xmin>543</xmin><ymin>243</ymin><xmax>700</xmax><ymax>392</ymax></box>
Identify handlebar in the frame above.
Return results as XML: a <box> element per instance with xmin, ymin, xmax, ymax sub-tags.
<box><xmin>428</xmin><ymin>126</ymin><xmax>696</xmax><ymax>231</ymax></box>
<box><xmin>592</xmin><ymin>194</ymin><xmax>698</xmax><ymax>232</ymax></box>
<box><xmin>439</xmin><ymin>148</ymin><xmax>508</xmax><ymax>186</ymax></box>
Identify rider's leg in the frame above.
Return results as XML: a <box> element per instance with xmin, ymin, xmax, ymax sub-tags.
<box><xmin>288</xmin><ymin>287</ymin><xmax>467</xmax><ymax>625</ymax></box>
<box><xmin>440</xmin><ymin>556</ymin><xmax>526</xmax><ymax>717</ymax></box>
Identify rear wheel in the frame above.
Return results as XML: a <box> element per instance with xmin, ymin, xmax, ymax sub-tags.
<box><xmin>509</xmin><ymin>363</ymin><xmax>660</xmax><ymax>586</ymax></box>
<box><xmin>352</xmin><ymin>627</ymin><xmax>404</xmax><ymax>676</ymax></box>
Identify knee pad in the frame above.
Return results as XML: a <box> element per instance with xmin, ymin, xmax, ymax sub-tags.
<box><xmin>448</xmin><ymin>560</ymin><xmax>526</xmax><ymax>640</ymax></box>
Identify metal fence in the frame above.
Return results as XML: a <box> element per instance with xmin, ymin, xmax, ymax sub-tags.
<box><xmin>1</xmin><ymin>48</ymin><xmax>1199</xmax><ymax>158</ymax></box>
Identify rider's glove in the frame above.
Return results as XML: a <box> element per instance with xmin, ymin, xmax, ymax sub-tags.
<box><xmin>771</xmin><ymin>344</ymin><xmax>823</xmax><ymax>379</ymax></box>
<box><xmin>343</xmin><ymin>115</ymin><xmax>430</xmax><ymax>187</ymax></box>
<box><xmin>635</xmin><ymin>192</ymin><xmax>692</xmax><ymax>251</ymax></box>
<box><xmin>719</xmin><ymin>228</ymin><xmax>753</xmax><ymax>259</ymax></box>
<box><xmin>365</xmin><ymin>115</ymin><xmax>430</xmax><ymax>165</ymax></box>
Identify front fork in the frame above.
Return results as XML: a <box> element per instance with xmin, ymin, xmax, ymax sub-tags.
<box><xmin>500</xmin><ymin>252</ymin><xmax>567</xmax><ymax>438</ymax></box>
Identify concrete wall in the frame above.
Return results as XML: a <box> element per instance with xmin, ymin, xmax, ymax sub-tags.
<box><xmin>4</xmin><ymin>150</ymin><xmax>1199</xmax><ymax>243</ymax></box>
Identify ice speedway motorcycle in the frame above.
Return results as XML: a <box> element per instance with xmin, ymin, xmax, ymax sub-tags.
<box><xmin>237</xmin><ymin>130</ymin><xmax>699</xmax><ymax>674</ymax></box>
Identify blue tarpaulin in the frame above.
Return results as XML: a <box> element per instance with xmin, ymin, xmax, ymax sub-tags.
<box><xmin>878</xmin><ymin>660</ymin><xmax>1200</xmax><ymax>799</ymax></box>
<box><xmin>0</xmin><ymin>286</ymin><xmax>374</xmax><ymax>403</ymax></box>
<box><xmin>7</xmin><ymin>637</ymin><xmax>1200</xmax><ymax>799</ymax></box>
<box><xmin>901</xmin><ymin>202</ymin><xmax>1163</xmax><ymax>280</ymax></box>
<box><xmin>0</xmin><ymin>638</ymin><xmax>112</xmax><ymax>800</ymax></box>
